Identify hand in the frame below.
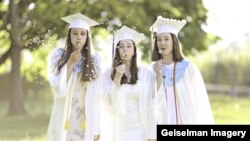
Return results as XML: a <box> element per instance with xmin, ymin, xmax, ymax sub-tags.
<box><xmin>114</xmin><ymin>64</ymin><xmax>125</xmax><ymax>85</ymax></box>
<box><xmin>69</xmin><ymin>49</ymin><xmax>81</xmax><ymax>64</ymax></box>
<box><xmin>153</xmin><ymin>59</ymin><xmax>163</xmax><ymax>76</ymax></box>
<box><xmin>94</xmin><ymin>135</ymin><xmax>100</xmax><ymax>141</ymax></box>
<box><xmin>115</xmin><ymin>64</ymin><xmax>126</xmax><ymax>77</ymax></box>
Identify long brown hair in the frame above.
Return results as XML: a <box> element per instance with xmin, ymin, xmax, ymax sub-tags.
<box><xmin>111</xmin><ymin>41</ymin><xmax>138</xmax><ymax>85</ymax></box>
<box><xmin>151</xmin><ymin>33</ymin><xmax>184</xmax><ymax>62</ymax></box>
<box><xmin>55</xmin><ymin>29</ymin><xmax>97</xmax><ymax>82</ymax></box>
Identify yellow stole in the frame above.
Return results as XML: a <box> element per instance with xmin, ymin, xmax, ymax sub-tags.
<box><xmin>64</xmin><ymin>82</ymin><xmax>87</xmax><ymax>130</ymax></box>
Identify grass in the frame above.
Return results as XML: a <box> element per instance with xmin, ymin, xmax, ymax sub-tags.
<box><xmin>0</xmin><ymin>96</ymin><xmax>52</xmax><ymax>141</ymax></box>
<box><xmin>0</xmin><ymin>94</ymin><xmax>250</xmax><ymax>140</ymax></box>
<box><xmin>0</xmin><ymin>116</ymin><xmax>47</xmax><ymax>141</ymax></box>
<box><xmin>209</xmin><ymin>94</ymin><xmax>250</xmax><ymax>124</ymax></box>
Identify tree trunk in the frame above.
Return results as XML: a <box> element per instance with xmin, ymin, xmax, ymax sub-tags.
<box><xmin>8</xmin><ymin>45</ymin><xmax>26</xmax><ymax>115</ymax></box>
<box><xmin>8</xmin><ymin>0</ymin><xmax>26</xmax><ymax>116</ymax></box>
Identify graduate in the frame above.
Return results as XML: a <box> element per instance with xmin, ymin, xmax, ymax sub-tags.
<box><xmin>151</xmin><ymin>16</ymin><xmax>214</xmax><ymax>124</ymax></box>
<box><xmin>102</xmin><ymin>26</ymin><xmax>156</xmax><ymax>141</ymax></box>
<box><xmin>47</xmin><ymin>13</ymin><xmax>102</xmax><ymax>141</ymax></box>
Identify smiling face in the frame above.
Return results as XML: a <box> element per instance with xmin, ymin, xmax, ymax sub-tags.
<box><xmin>156</xmin><ymin>32</ymin><xmax>173</xmax><ymax>55</ymax></box>
<box><xmin>70</xmin><ymin>28</ymin><xmax>88</xmax><ymax>50</ymax></box>
<box><xmin>118</xmin><ymin>39</ymin><xmax>135</xmax><ymax>63</ymax></box>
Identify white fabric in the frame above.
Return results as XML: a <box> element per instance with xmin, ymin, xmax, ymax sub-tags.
<box><xmin>157</xmin><ymin>25</ymin><xmax>177</xmax><ymax>35</ymax></box>
<box><xmin>61</xmin><ymin>13</ymin><xmax>99</xmax><ymax>31</ymax></box>
<box><xmin>102</xmin><ymin>66</ymin><xmax>156</xmax><ymax>141</ymax></box>
<box><xmin>154</xmin><ymin>62</ymin><xmax>215</xmax><ymax>124</ymax></box>
<box><xmin>69</xmin><ymin>19</ymin><xmax>90</xmax><ymax>30</ymax></box>
<box><xmin>114</xmin><ymin>25</ymin><xmax>146</xmax><ymax>45</ymax></box>
<box><xmin>47</xmin><ymin>47</ymin><xmax>102</xmax><ymax>141</ymax></box>
<box><xmin>150</xmin><ymin>16</ymin><xmax>186</xmax><ymax>36</ymax></box>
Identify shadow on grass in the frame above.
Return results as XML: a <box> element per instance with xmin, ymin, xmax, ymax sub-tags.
<box><xmin>0</xmin><ymin>96</ymin><xmax>52</xmax><ymax>140</ymax></box>
<box><xmin>0</xmin><ymin>115</ymin><xmax>49</xmax><ymax>140</ymax></box>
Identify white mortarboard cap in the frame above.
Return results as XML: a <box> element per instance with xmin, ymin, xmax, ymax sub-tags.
<box><xmin>150</xmin><ymin>16</ymin><xmax>186</xmax><ymax>36</ymax></box>
<box><xmin>61</xmin><ymin>13</ymin><xmax>99</xmax><ymax>31</ymax></box>
<box><xmin>114</xmin><ymin>25</ymin><xmax>146</xmax><ymax>45</ymax></box>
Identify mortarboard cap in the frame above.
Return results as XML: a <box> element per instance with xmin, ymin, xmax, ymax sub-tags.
<box><xmin>150</xmin><ymin>16</ymin><xmax>186</xmax><ymax>36</ymax></box>
<box><xmin>114</xmin><ymin>25</ymin><xmax>146</xmax><ymax>45</ymax></box>
<box><xmin>61</xmin><ymin>13</ymin><xmax>99</xmax><ymax>31</ymax></box>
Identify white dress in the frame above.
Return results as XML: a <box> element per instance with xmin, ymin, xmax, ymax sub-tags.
<box><xmin>155</xmin><ymin>59</ymin><xmax>214</xmax><ymax>124</ymax></box>
<box><xmin>47</xmin><ymin>47</ymin><xmax>102</xmax><ymax>141</ymax></box>
<box><xmin>102</xmin><ymin>66</ymin><xmax>156</xmax><ymax>141</ymax></box>
<box><xmin>122</xmin><ymin>84</ymin><xmax>144</xmax><ymax>141</ymax></box>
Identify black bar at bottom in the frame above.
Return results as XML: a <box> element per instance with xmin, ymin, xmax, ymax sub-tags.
<box><xmin>157</xmin><ymin>125</ymin><xmax>250</xmax><ymax>140</ymax></box>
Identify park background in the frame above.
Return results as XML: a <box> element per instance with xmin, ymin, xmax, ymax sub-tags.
<box><xmin>0</xmin><ymin>0</ymin><xmax>250</xmax><ymax>140</ymax></box>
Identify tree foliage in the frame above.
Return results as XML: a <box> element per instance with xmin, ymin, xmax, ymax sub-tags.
<box><xmin>1</xmin><ymin>0</ymin><xmax>217</xmax><ymax>64</ymax></box>
<box><xmin>0</xmin><ymin>0</ymin><xmax>218</xmax><ymax>115</ymax></box>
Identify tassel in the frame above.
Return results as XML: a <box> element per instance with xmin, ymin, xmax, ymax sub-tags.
<box><xmin>80</xmin><ymin>118</ymin><xmax>86</xmax><ymax>129</ymax></box>
<box><xmin>64</xmin><ymin>120</ymin><xmax>69</xmax><ymax>130</ymax></box>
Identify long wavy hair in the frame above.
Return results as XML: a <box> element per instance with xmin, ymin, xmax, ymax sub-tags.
<box><xmin>111</xmin><ymin>41</ymin><xmax>138</xmax><ymax>85</ymax></box>
<box><xmin>55</xmin><ymin>29</ymin><xmax>97</xmax><ymax>82</ymax></box>
<box><xmin>151</xmin><ymin>33</ymin><xmax>184</xmax><ymax>62</ymax></box>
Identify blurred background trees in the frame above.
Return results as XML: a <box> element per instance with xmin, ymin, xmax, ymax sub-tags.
<box><xmin>1</xmin><ymin>0</ymin><xmax>249</xmax><ymax>116</ymax></box>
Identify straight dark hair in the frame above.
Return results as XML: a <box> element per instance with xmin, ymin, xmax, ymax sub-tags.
<box><xmin>151</xmin><ymin>33</ymin><xmax>184</xmax><ymax>62</ymax></box>
<box><xmin>111</xmin><ymin>41</ymin><xmax>138</xmax><ymax>85</ymax></box>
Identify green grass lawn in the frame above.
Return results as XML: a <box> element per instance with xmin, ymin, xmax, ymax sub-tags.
<box><xmin>0</xmin><ymin>94</ymin><xmax>250</xmax><ymax>140</ymax></box>
<box><xmin>210</xmin><ymin>94</ymin><xmax>250</xmax><ymax>124</ymax></box>
<box><xmin>0</xmin><ymin>96</ymin><xmax>52</xmax><ymax>141</ymax></box>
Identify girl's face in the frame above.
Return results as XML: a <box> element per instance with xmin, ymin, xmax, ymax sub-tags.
<box><xmin>118</xmin><ymin>39</ymin><xmax>135</xmax><ymax>63</ymax></box>
<box><xmin>70</xmin><ymin>28</ymin><xmax>88</xmax><ymax>50</ymax></box>
<box><xmin>156</xmin><ymin>32</ymin><xmax>173</xmax><ymax>55</ymax></box>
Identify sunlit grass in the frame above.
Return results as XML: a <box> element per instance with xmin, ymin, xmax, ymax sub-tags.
<box><xmin>0</xmin><ymin>94</ymin><xmax>250</xmax><ymax>140</ymax></box>
<box><xmin>0</xmin><ymin>96</ymin><xmax>52</xmax><ymax>141</ymax></box>
<box><xmin>0</xmin><ymin>115</ymin><xmax>48</xmax><ymax>140</ymax></box>
<box><xmin>209</xmin><ymin>94</ymin><xmax>250</xmax><ymax>124</ymax></box>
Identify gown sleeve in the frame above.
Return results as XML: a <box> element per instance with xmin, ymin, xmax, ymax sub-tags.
<box><xmin>149</xmin><ymin>63</ymin><xmax>167</xmax><ymax>125</ymax></box>
<box><xmin>102</xmin><ymin>68</ymin><xmax>126</xmax><ymax>115</ymax></box>
<box><xmin>47</xmin><ymin>48</ymin><xmax>63</xmax><ymax>94</ymax></box>
<box><xmin>47</xmin><ymin>48</ymin><xmax>74</xmax><ymax>97</ymax></box>
<box><xmin>47</xmin><ymin>47</ymin><xmax>80</xmax><ymax>141</ymax></box>
<box><xmin>143</xmin><ymin>68</ymin><xmax>157</xmax><ymax>139</ymax></box>
<box><xmin>188</xmin><ymin>63</ymin><xmax>215</xmax><ymax>124</ymax></box>
<box><xmin>47</xmin><ymin>47</ymin><xmax>69</xmax><ymax>141</ymax></box>
<box><xmin>91</xmin><ymin>53</ymin><xmax>102</xmax><ymax>135</ymax></box>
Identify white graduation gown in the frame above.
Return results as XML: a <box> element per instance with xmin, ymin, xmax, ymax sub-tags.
<box><xmin>155</xmin><ymin>60</ymin><xmax>214</xmax><ymax>124</ymax></box>
<box><xmin>47</xmin><ymin>47</ymin><xmax>102</xmax><ymax>141</ymax></box>
<box><xmin>102</xmin><ymin>66</ymin><xmax>156</xmax><ymax>141</ymax></box>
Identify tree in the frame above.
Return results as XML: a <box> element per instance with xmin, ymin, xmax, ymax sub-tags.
<box><xmin>0</xmin><ymin>0</ymin><xmax>217</xmax><ymax>115</ymax></box>
<box><xmin>0</xmin><ymin>0</ymin><xmax>88</xmax><ymax>115</ymax></box>
<box><xmin>75</xmin><ymin>0</ymin><xmax>219</xmax><ymax>59</ymax></box>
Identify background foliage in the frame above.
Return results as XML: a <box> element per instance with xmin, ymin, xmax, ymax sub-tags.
<box><xmin>0</xmin><ymin>0</ymin><xmax>217</xmax><ymax>108</ymax></box>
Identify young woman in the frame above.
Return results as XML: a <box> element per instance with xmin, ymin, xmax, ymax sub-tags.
<box><xmin>102</xmin><ymin>26</ymin><xmax>156</xmax><ymax>141</ymax></box>
<box><xmin>151</xmin><ymin>16</ymin><xmax>214</xmax><ymax>124</ymax></box>
<box><xmin>47</xmin><ymin>13</ymin><xmax>101</xmax><ymax>141</ymax></box>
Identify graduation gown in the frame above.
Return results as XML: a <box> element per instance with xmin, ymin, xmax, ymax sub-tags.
<box><xmin>155</xmin><ymin>59</ymin><xmax>214</xmax><ymax>124</ymax></box>
<box><xmin>102</xmin><ymin>66</ymin><xmax>156</xmax><ymax>141</ymax></box>
<box><xmin>47</xmin><ymin>47</ymin><xmax>102</xmax><ymax>141</ymax></box>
